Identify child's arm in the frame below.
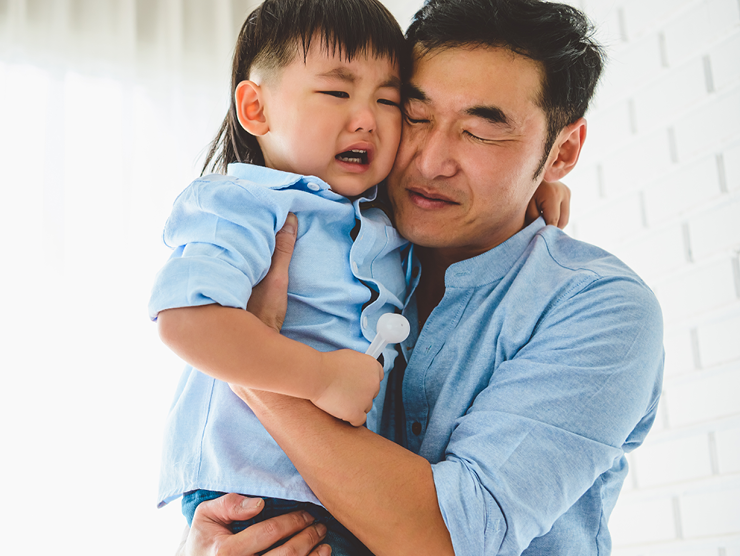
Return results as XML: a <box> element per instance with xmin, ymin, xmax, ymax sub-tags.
<box><xmin>158</xmin><ymin>304</ymin><xmax>383</xmax><ymax>427</ymax></box>
<box><xmin>526</xmin><ymin>180</ymin><xmax>571</xmax><ymax>228</ymax></box>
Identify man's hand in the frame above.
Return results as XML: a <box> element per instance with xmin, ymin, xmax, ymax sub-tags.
<box><xmin>310</xmin><ymin>350</ymin><xmax>384</xmax><ymax>426</ymax></box>
<box><xmin>175</xmin><ymin>493</ymin><xmax>330</xmax><ymax>556</ymax></box>
<box><xmin>527</xmin><ymin>180</ymin><xmax>571</xmax><ymax>228</ymax></box>
<box><xmin>246</xmin><ymin>213</ymin><xmax>298</xmax><ymax>332</ymax></box>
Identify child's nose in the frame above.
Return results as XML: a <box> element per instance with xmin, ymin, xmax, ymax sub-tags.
<box><xmin>350</xmin><ymin>104</ymin><xmax>376</xmax><ymax>133</ymax></box>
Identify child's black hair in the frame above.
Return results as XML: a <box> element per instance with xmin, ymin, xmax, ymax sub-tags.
<box><xmin>203</xmin><ymin>0</ymin><xmax>408</xmax><ymax>174</ymax></box>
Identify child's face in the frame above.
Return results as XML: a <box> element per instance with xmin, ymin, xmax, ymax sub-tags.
<box><xmin>252</xmin><ymin>43</ymin><xmax>402</xmax><ymax>196</ymax></box>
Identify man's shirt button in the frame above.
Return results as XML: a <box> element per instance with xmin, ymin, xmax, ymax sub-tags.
<box><xmin>307</xmin><ymin>182</ymin><xmax>320</xmax><ymax>191</ymax></box>
<box><xmin>411</xmin><ymin>422</ymin><xmax>422</xmax><ymax>435</ymax></box>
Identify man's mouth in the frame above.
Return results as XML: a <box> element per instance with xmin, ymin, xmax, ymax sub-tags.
<box><xmin>335</xmin><ymin>149</ymin><xmax>369</xmax><ymax>165</ymax></box>
<box><xmin>408</xmin><ymin>187</ymin><xmax>457</xmax><ymax>205</ymax></box>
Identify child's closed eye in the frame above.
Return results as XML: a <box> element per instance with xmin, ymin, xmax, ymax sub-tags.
<box><xmin>378</xmin><ymin>98</ymin><xmax>400</xmax><ymax>108</ymax></box>
<box><xmin>319</xmin><ymin>91</ymin><xmax>349</xmax><ymax>98</ymax></box>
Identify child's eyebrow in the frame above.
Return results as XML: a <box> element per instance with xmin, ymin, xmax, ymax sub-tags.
<box><xmin>317</xmin><ymin>68</ymin><xmax>401</xmax><ymax>90</ymax></box>
<box><xmin>381</xmin><ymin>75</ymin><xmax>402</xmax><ymax>90</ymax></box>
<box><xmin>318</xmin><ymin>67</ymin><xmax>357</xmax><ymax>82</ymax></box>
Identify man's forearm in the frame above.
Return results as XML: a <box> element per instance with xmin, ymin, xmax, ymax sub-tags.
<box><xmin>235</xmin><ymin>387</ymin><xmax>454</xmax><ymax>556</ymax></box>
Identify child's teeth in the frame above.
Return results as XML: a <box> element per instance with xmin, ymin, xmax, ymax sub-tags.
<box><xmin>337</xmin><ymin>149</ymin><xmax>368</xmax><ymax>164</ymax></box>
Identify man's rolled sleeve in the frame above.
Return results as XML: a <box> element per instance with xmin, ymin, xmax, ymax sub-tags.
<box><xmin>430</xmin><ymin>276</ymin><xmax>664</xmax><ymax>555</ymax></box>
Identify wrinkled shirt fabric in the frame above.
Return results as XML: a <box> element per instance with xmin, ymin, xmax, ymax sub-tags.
<box><xmin>381</xmin><ymin>218</ymin><xmax>664</xmax><ymax>555</ymax></box>
<box><xmin>150</xmin><ymin>163</ymin><xmax>411</xmax><ymax>508</ymax></box>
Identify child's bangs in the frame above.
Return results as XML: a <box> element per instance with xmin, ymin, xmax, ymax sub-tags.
<box><xmin>292</xmin><ymin>0</ymin><xmax>406</xmax><ymax>65</ymax></box>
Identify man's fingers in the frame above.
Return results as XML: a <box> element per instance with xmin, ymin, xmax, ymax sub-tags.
<box><xmin>265</xmin><ymin>212</ymin><xmax>298</xmax><ymax>294</ymax></box>
<box><xmin>275</xmin><ymin>213</ymin><xmax>298</xmax><ymax>256</ymax></box>
<box><xmin>234</xmin><ymin>510</ymin><xmax>316</xmax><ymax>554</ymax></box>
<box><xmin>310</xmin><ymin>543</ymin><xmax>332</xmax><ymax>556</ymax></box>
<box><xmin>175</xmin><ymin>525</ymin><xmax>190</xmax><ymax>556</ymax></box>
<box><xmin>194</xmin><ymin>493</ymin><xmax>266</xmax><ymax>526</ymax></box>
<box><xmin>266</xmin><ymin>523</ymin><xmax>330</xmax><ymax>556</ymax></box>
<box><xmin>248</xmin><ymin>213</ymin><xmax>297</xmax><ymax>331</ymax></box>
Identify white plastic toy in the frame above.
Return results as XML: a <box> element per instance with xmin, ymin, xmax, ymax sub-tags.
<box><xmin>365</xmin><ymin>313</ymin><xmax>410</xmax><ymax>359</ymax></box>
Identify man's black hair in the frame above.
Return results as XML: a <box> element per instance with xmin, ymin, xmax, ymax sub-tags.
<box><xmin>407</xmin><ymin>0</ymin><xmax>605</xmax><ymax>177</ymax></box>
<box><xmin>203</xmin><ymin>0</ymin><xmax>408</xmax><ymax>174</ymax></box>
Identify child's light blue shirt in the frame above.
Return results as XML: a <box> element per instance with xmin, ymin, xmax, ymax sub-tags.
<box><xmin>149</xmin><ymin>163</ymin><xmax>413</xmax><ymax>508</ymax></box>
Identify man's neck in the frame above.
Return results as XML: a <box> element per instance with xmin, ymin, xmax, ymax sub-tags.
<box><xmin>415</xmin><ymin>247</ymin><xmax>451</xmax><ymax>328</ymax></box>
<box><xmin>414</xmin><ymin>215</ymin><xmax>533</xmax><ymax>327</ymax></box>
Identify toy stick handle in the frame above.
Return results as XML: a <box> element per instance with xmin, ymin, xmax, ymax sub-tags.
<box><xmin>365</xmin><ymin>336</ymin><xmax>387</xmax><ymax>359</ymax></box>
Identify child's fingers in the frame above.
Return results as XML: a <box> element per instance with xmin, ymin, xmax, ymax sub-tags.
<box><xmin>525</xmin><ymin>196</ymin><xmax>543</xmax><ymax>225</ymax></box>
<box><xmin>558</xmin><ymin>195</ymin><xmax>571</xmax><ymax>228</ymax></box>
<box><xmin>543</xmin><ymin>203</ymin><xmax>560</xmax><ymax>227</ymax></box>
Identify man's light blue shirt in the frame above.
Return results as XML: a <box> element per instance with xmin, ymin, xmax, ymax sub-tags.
<box><xmin>383</xmin><ymin>218</ymin><xmax>664</xmax><ymax>555</ymax></box>
<box><xmin>149</xmin><ymin>163</ymin><xmax>412</xmax><ymax>508</ymax></box>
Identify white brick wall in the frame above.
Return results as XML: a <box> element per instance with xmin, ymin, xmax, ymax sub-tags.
<box><xmin>716</xmin><ymin>425</ymin><xmax>740</xmax><ymax>474</ymax></box>
<box><xmin>567</xmin><ymin>0</ymin><xmax>740</xmax><ymax>553</ymax></box>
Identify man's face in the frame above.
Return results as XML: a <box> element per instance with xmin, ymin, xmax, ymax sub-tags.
<box><xmin>387</xmin><ymin>45</ymin><xmax>551</xmax><ymax>263</ymax></box>
<box><xmin>256</xmin><ymin>42</ymin><xmax>402</xmax><ymax>197</ymax></box>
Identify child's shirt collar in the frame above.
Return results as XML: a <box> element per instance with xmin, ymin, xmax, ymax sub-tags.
<box><xmin>226</xmin><ymin>162</ymin><xmax>379</xmax><ymax>202</ymax></box>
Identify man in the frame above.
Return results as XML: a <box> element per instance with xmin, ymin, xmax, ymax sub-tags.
<box><xmin>179</xmin><ymin>0</ymin><xmax>664</xmax><ymax>554</ymax></box>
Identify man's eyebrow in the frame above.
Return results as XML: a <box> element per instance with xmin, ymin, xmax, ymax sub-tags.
<box><xmin>466</xmin><ymin>105</ymin><xmax>512</xmax><ymax>127</ymax></box>
<box><xmin>403</xmin><ymin>82</ymin><xmax>428</xmax><ymax>101</ymax></box>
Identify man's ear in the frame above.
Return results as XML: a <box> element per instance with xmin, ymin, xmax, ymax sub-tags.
<box><xmin>542</xmin><ymin>118</ymin><xmax>587</xmax><ymax>182</ymax></box>
<box><xmin>235</xmin><ymin>80</ymin><xmax>269</xmax><ymax>136</ymax></box>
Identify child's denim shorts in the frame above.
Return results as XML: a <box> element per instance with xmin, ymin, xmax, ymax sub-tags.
<box><xmin>182</xmin><ymin>489</ymin><xmax>373</xmax><ymax>556</ymax></box>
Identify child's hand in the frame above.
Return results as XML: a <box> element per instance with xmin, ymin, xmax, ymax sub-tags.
<box><xmin>526</xmin><ymin>180</ymin><xmax>571</xmax><ymax>228</ymax></box>
<box><xmin>311</xmin><ymin>350</ymin><xmax>384</xmax><ymax>426</ymax></box>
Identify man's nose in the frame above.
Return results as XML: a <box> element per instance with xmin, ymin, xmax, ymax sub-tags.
<box><xmin>414</xmin><ymin>126</ymin><xmax>457</xmax><ymax>179</ymax></box>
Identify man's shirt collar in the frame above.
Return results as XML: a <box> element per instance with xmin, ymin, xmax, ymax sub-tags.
<box><xmin>444</xmin><ymin>217</ymin><xmax>546</xmax><ymax>288</ymax></box>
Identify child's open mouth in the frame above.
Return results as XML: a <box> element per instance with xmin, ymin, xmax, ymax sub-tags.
<box><xmin>335</xmin><ymin>149</ymin><xmax>369</xmax><ymax>165</ymax></box>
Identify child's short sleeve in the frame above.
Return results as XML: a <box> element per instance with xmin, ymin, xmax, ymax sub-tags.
<box><xmin>148</xmin><ymin>175</ymin><xmax>289</xmax><ymax>321</ymax></box>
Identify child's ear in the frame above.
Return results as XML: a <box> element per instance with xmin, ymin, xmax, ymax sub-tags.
<box><xmin>235</xmin><ymin>80</ymin><xmax>269</xmax><ymax>136</ymax></box>
<box><xmin>542</xmin><ymin>118</ymin><xmax>587</xmax><ymax>183</ymax></box>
